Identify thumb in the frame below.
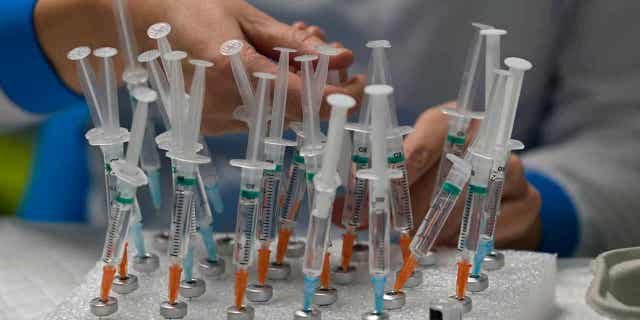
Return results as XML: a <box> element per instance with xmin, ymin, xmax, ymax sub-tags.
<box><xmin>237</xmin><ymin>7</ymin><xmax>354</xmax><ymax>69</ymax></box>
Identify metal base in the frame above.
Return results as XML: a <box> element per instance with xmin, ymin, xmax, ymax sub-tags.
<box><xmin>383</xmin><ymin>290</ymin><xmax>406</xmax><ymax>310</ymax></box>
<box><xmin>448</xmin><ymin>295</ymin><xmax>472</xmax><ymax>314</ymax></box>
<box><xmin>112</xmin><ymin>274</ymin><xmax>139</xmax><ymax>294</ymax></box>
<box><xmin>313</xmin><ymin>287</ymin><xmax>338</xmax><ymax>307</ymax></box>
<box><xmin>286</xmin><ymin>240</ymin><xmax>306</xmax><ymax>258</ymax></box>
<box><xmin>227</xmin><ymin>305</ymin><xmax>255</xmax><ymax>320</ymax></box>
<box><xmin>293</xmin><ymin>308</ymin><xmax>321</xmax><ymax>320</ymax></box>
<box><xmin>403</xmin><ymin>269</ymin><xmax>424</xmax><ymax>288</ymax></box>
<box><xmin>159</xmin><ymin>301</ymin><xmax>188</xmax><ymax>319</ymax></box>
<box><xmin>352</xmin><ymin>243</ymin><xmax>369</xmax><ymax>263</ymax></box>
<box><xmin>217</xmin><ymin>236</ymin><xmax>235</xmax><ymax>257</ymax></box>
<box><xmin>483</xmin><ymin>250</ymin><xmax>505</xmax><ymax>271</ymax></box>
<box><xmin>199</xmin><ymin>257</ymin><xmax>226</xmax><ymax>277</ymax></box>
<box><xmin>133</xmin><ymin>253</ymin><xmax>160</xmax><ymax>273</ymax></box>
<box><xmin>268</xmin><ymin>262</ymin><xmax>291</xmax><ymax>280</ymax></box>
<box><xmin>429</xmin><ymin>299</ymin><xmax>464</xmax><ymax>320</ymax></box>
<box><xmin>89</xmin><ymin>296</ymin><xmax>118</xmax><ymax>317</ymax></box>
<box><xmin>153</xmin><ymin>231</ymin><xmax>170</xmax><ymax>253</ymax></box>
<box><xmin>331</xmin><ymin>266</ymin><xmax>356</xmax><ymax>285</ymax></box>
<box><xmin>246</xmin><ymin>283</ymin><xmax>273</xmax><ymax>303</ymax></box>
<box><xmin>180</xmin><ymin>278</ymin><xmax>206</xmax><ymax>298</ymax></box>
<box><xmin>418</xmin><ymin>251</ymin><xmax>438</xmax><ymax>267</ymax></box>
<box><xmin>361</xmin><ymin>311</ymin><xmax>390</xmax><ymax>320</ymax></box>
<box><xmin>467</xmin><ymin>272</ymin><xmax>489</xmax><ymax>292</ymax></box>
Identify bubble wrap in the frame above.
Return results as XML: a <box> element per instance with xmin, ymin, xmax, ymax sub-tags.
<box><xmin>46</xmin><ymin>236</ymin><xmax>556</xmax><ymax>320</ymax></box>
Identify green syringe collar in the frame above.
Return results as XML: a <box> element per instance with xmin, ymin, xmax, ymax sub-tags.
<box><xmin>352</xmin><ymin>154</ymin><xmax>369</xmax><ymax>164</ymax></box>
<box><xmin>469</xmin><ymin>184</ymin><xmax>488</xmax><ymax>194</ymax></box>
<box><xmin>116</xmin><ymin>196</ymin><xmax>134</xmax><ymax>204</ymax></box>
<box><xmin>105</xmin><ymin>163</ymin><xmax>112</xmax><ymax>173</ymax></box>
<box><xmin>306</xmin><ymin>172</ymin><xmax>316</xmax><ymax>181</ymax></box>
<box><xmin>265</xmin><ymin>164</ymin><xmax>283</xmax><ymax>174</ymax></box>
<box><xmin>387</xmin><ymin>153</ymin><xmax>405</xmax><ymax>164</ymax></box>
<box><xmin>177</xmin><ymin>176</ymin><xmax>197</xmax><ymax>186</ymax></box>
<box><xmin>293</xmin><ymin>152</ymin><xmax>305</xmax><ymax>164</ymax></box>
<box><xmin>241</xmin><ymin>189</ymin><xmax>261</xmax><ymax>199</ymax></box>
<box><xmin>447</xmin><ymin>134</ymin><xmax>466</xmax><ymax>145</ymax></box>
<box><xmin>442</xmin><ymin>182</ymin><xmax>462</xmax><ymax>196</ymax></box>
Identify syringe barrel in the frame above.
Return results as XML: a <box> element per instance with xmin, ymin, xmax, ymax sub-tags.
<box><xmin>457</xmin><ymin>153</ymin><xmax>491</xmax><ymax>254</ymax></box>
<box><xmin>410</xmin><ymin>163</ymin><xmax>470</xmax><ymax>257</ymax></box>
<box><xmin>277</xmin><ymin>153</ymin><xmax>306</xmax><ymax>226</ymax></box>
<box><xmin>302</xmin><ymin>188</ymin><xmax>336</xmax><ymax>276</ymax></box>
<box><xmin>258</xmin><ymin>147</ymin><xmax>284</xmax><ymax>242</ymax></box>
<box><xmin>141</xmin><ymin>122</ymin><xmax>161</xmax><ymax>171</ymax></box>
<box><xmin>387</xmin><ymin>137</ymin><xmax>413</xmax><ymax>232</ymax></box>
<box><xmin>432</xmin><ymin>124</ymin><xmax>468</xmax><ymax>203</ymax></box>
<box><xmin>341</xmin><ymin>158</ymin><xmax>369</xmax><ymax>228</ymax></box>
<box><xmin>304</xmin><ymin>153</ymin><xmax>322</xmax><ymax>206</ymax></box>
<box><xmin>481</xmin><ymin>154</ymin><xmax>508</xmax><ymax>239</ymax></box>
<box><xmin>233</xmin><ymin>168</ymin><xmax>263</xmax><ymax>267</ymax></box>
<box><xmin>368</xmin><ymin>184</ymin><xmax>391</xmax><ymax>276</ymax></box>
<box><xmin>100</xmin><ymin>144</ymin><xmax>124</xmax><ymax>213</ymax></box>
<box><xmin>168</xmin><ymin>174</ymin><xmax>196</xmax><ymax>260</ymax></box>
<box><xmin>101</xmin><ymin>182</ymin><xmax>135</xmax><ymax>265</ymax></box>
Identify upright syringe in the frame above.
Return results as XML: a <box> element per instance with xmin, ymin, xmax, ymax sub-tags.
<box><xmin>472</xmin><ymin>58</ymin><xmax>532</xmax><ymax>277</ymax></box>
<box><xmin>294</xmin><ymin>94</ymin><xmax>355</xmax><ymax>320</ymax></box>
<box><xmin>431</xmin><ymin>24</ymin><xmax>489</xmax><ymax>202</ymax></box>
<box><xmin>358</xmin><ymin>85</ymin><xmax>400</xmax><ymax>319</ymax></box>
<box><xmin>248</xmin><ymin>47</ymin><xmax>297</xmax><ymax>303</ymax></box>
<box><xmin>89</xmin><ymin>87</ymin><xmax>155</xmax><ymax>318</ymax></box>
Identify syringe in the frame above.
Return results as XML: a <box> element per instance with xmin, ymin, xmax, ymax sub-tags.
<box><xmin>89</xmin><ymin>87</ymin><xmax>155</xmax><ymax>317</ymax></box>
<box><xmin>248</xmin><ymin>47</ymin><xmax>297</xmax><ymax>302</ymax></box>
<box><xmin>390</xmin><ymin>155</ymin><xmax>471</xmax><ymax>295</ymax></box>
<box><xmin>358</xmin><ymin>85</ymin><xmax>400</xmax><ymax>319</ymax></box>
<box><xmin>431</xmin><ymin>24</ymin><xmax>489</xmax><ymax>203</ymax></box>
<box><xmin>227</xmin><ymin>72</ymin><xmax>275</xmax><ymax>316</ymax></box>
<box><xmin>160</xmin><ymin>50</ymin><xmax>211</xmax><ymax>319</ymax></box>
<box><xmin>294</xmin><ymin>93</ymin><xmax>355</xmax><ymax>319</ymax></box>
<box><xmin>472</xmin><ymin>58</ymin><xmax>532</xmax><ymax>277</ymax></box>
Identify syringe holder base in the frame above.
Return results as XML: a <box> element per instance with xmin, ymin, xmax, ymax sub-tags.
<box><xmin>383</xmin><ymin>290</ymin><xmax>406</xmax><ymax>310</ymax></box>
<box><xmin>179</xmin><ymin>278</ymin><xmax>206</xmax><ymax>299</ymax></box>
<box><xmin>199</xmin><ymin>257</ymin><xmax>226</xmax><ymax>278</ymax></box>
<box><xmin>247</xmin><ymin>283</ymin><xmax>273</xmax><ymax>303</ymax></box>
<box><xmin>402</xmin><ymin>269</ymin><xmax>423</xmax><ymax>288</ymax></box>
<box><xmin>352</xmin><ymin>243</ymin><xmax>369</xmax><ymax>263</ymax></box>
<box><xmin>293</xmin><ymin>308</ymin><xmax>321</xmax><ymax>320</ymax></box>
<box><xmin>159</xmin><ymin>301</ymin><xmax>188</xmax><ymax>319</ymax></box>
<box><xmin>331</xmin><ymin>266</ymin><xmax>356</xmax><ymax>285</ymax></box>
<box><xmin>268</xmin><ymin>262</ymin><xmax>291</xmax><ymax>280</ymax></box>
<box><xmin>133</xmin><ymin>253</ymin><xmax>160</xmax><ymax>273</ymax></box>
<box><xmin>483</xmin><ymin>251</ymin><xmax>505</xmax><ymax>271</ymax></box>
<box><xmin>448</xmin><ymin>295</ymin><xmax>472</xmax><ymax>314</ymax></box>
<box><xmin>286</xmin><ymin>240</ymin><xmax>306</xmax><ymax>258</ymax></box>
<box><xmin>112</xmin><ymin>274</ymin><xmax>139</xmax><ymax>295</ymax></box>
<box><xmin>153</xmin><ymin>231</ymin><xmax>170</xmax><ymax>253</ymax></box>
<box><xmin>361</xmin><ymin>311</ymin><xmax>390</xmax><ymax>320</ymax></box>
<box><xmin>418</xmin><ymin>251</ymin><xmax>438</xmax><ymax>268</ymax></box>
<box><xmin>227</xmin><ymin>305</ymin><xmax>255</xmax><ymax>320</ymax></box>
<box><xmin>313</xmin><ymin>287</ymin><xmax>338</xmax><ymax>307</ymax></box>
<box><xmin>216</xmin><ymin>236</ymin><xmax>235</xmax><ymax>257</ymax></box>
<box><xmin>89</xmin><ymin>296</ymin><xmax>118</xmax><ymax>317</ymax></box>
<box><xmin>467</xmin><ymin>273</ymin><xmax>489</xmax><ymax>292</ymax></box>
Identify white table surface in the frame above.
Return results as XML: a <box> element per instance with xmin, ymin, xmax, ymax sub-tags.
<box><xmin>0</xmin><ymin>219</ymin><xmax>603</xmax><ymax>320</ymax></box>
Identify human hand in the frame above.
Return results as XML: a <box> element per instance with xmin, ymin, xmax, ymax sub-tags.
<box><xmin>35</xmin><ymin>0</ymin><xmax>365</xmax><ymax>134</ymax></box>
<box><xmin>404</xmin><ymin>103</ymin><xmax>542</xmax><ymax>250</ymax></box>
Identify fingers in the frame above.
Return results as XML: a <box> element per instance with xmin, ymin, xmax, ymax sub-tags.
<box><xmin>314</xmin><ymin>74</ymin><xmax>366</xmax><ymax>120</ymax></box>
<box><xmin>403</xmin><ymin>104</ymin><xmax>452</xmax><ymax>185</ymax></box>
<box><xmin>502</xmin><ymin>155</ymin><xmax>529</xmax><ymax>200</ymax></box>
<box><xmin>494</xmin><ymin>184</ymin><xmax>542</xmax><ymax>250</ymax></box>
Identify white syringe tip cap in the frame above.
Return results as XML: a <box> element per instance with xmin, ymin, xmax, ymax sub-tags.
<box><xmin>327</xmin><ymin>94</ymin><xmax>356</xmax><ymax>110</ymax></box>
<box><xmin>131</xmin><ymin>86</ymin><xmax>158</xmax><ymax>103</ymax></box>
<box><xmin>93</xmin><ymin>47</ymin><xmax>118</xmax><ymax>58</ymax></box>
<box><xmin>316</xmin><ymin>44</ymin><xmax>342</xmax><ymax>56</ymax></box>
<box><xmin>294</xmin><ymin>54</ymin><xmax>318</xmax><ymax>62</ymax></box>
<box><xmin>67</xmin><ymin>46</ymin><xmax>91</xmax><ymax>61</ymax></box>
<box><xmin>253</xmin><ymin>72</ymin><xmax>276</xmax><ymax>80</ymax></box>
<box><xmin>472</xmin><ymin>22</ymin><xmax>494</xmax><ymax>30</ymax></box>
<box><xmin>163</xmin><ymin>50</ymin><xmax>188</xmax><ymax>61</ymax></box>
<box><xmin>138</xmin><ymin>49</ymin><xmax>161</xmax><ymax>63</ymax></box>
<box><xmin>190</xmin><ymin>59</ymin><xmax>214</xmax><ymax>68</ymax></box>
<box><xmin>364</xmin><ymin>84</ymin><xmax>394</xmax><ymax>96</ymax></box>
<box><xmin>274</xmin><ymin>47</ymin><xmax>297</xmax><ymax>53</ymax></box>
<box><xmin>504</xmin><ymin>57</ymin><xmax>533</xmax><ymax>71</ymax></box>
<box><xmin>147</xmin><ymin>22</ymin><xmax>172</xmax><ymax>39</ymax></box>
<box><xmin>220</xmin><ymin>40</ymin><xmax>244</xmax><ymax>56</ymax></box>
<box><xmin>480</xmin><ymin>28</ymin><xmax>507</xmax><ymax>36</ymax></box>
<box><xmin>366</xmin><ymin>40</ymin><xmax>391</xmax><ymax>48</ymax></box>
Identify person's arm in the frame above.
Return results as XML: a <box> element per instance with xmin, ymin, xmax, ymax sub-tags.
<box><xmin>521</xmin><ymin>0</ymin><xmax>640</xmax><ymax>256</ymax></box>
<box><xmin>34</xmin><ymin>0</ymin><xmax>365</xmax><ymax>135</ymax></box>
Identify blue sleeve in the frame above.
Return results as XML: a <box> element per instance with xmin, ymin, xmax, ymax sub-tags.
<box><xmin>525</xmin><ymin>168</ymin><xmax>579</xmax><ymax>257</ymax></box>
<box><xmin>0</xmin><ymin>0</ymin><xmax>83</xmax><ymax>114</ymax></box>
